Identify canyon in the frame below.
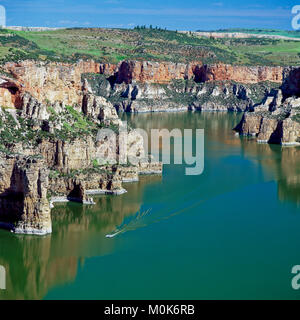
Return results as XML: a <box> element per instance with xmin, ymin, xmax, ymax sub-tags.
<box><xmin>0</xmin><ymin>58</ymin><xmax>299</xmax><ymax>235</ymax></box>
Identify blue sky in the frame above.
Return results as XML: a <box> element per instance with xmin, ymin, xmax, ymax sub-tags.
<box><xmin>0</xmin><ymin>0</ymin><xmax>297</xmax><ymax>30</ymax></box>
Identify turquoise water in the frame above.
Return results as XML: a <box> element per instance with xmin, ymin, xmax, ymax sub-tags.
<box><xmin>1</xmin><ymin>111</ymin><xmax>300</xmax><ymax>299</ymax></box>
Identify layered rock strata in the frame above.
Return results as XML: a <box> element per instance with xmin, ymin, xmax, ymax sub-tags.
<box><xmin>0</xmin><ymin>60</ymin><xmax>164</xmax><ymax>235</ymax></box>
<box><xmin>235</xmin><ymin>87</ymin><xmax>300</xmax><ymax>145</ymax></box>
<box><xmin>0</xmin><ymin>60</ymin><xmax>283</xmax><ymax>113</ymax></box>
<box><xmin>84</xmin><ymin>73</ymin><xmax>280</xmax><ymax>113</ymax></box>
<box><xmin>0</xmin><ymin>156</ymin><xmax>51</xmax><ymax>235</ymax></box>
<box><xmin>99</xmin><ymin>60</ymin><xmax>283</xmax><ymax>84</ymax></box>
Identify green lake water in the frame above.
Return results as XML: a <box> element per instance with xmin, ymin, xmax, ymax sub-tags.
<box><xmin>1</xmin><ymin>111</ymin><xmax>300</xmax><ymax>300</ymax></box>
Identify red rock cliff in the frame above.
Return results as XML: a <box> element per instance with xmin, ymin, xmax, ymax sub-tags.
<box><xmin>0</xmin><ymin>60</ymin><xmax>284</xmax><ymax>110</ymax></box>
<box><xmin>200</xmin><ymin>64</ymin><xmax>283</xmax><ymax>83</ymax></box>
<box><xmin>2</xmin><ymin>60</ymin><xmax>101</xmax><ymax>106</ymax></box>
<box><xmin>98</xmin><ymin>61</ymin><xmax>283</xmax><ymax>84</ymax></box>
<box><xmin>112</xmin><ymin>61</ymin><xmax>283</xmax><ymax>84</ymax></box>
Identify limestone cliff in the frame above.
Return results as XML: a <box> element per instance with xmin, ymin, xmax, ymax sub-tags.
<box><xmin>80</xmin><ymin>60</ymin><xmax>284</xmax><ymax>113</ymax></box>
<box><xmin>0</xmin><ymin>156</ymin><xmax>51</xmax><ymax>235</ymax></box>
<box><xmin>235</xmin><ymin>88</ymin><xmax>300</xmax><ymax>145</ymax></box>
<box><xmin>0</xmin><ymin>59</ymin><xmax>284</xmax><ymax>115</ymax></box>
<box><xmin>84</xmin><ymin>72</ymin><xmax>280</xmax><ymax>113</ymax></box>
<box><xmin>0</xmin><ymin>60</ymin><xmax>162</xmax><ymax>235</ymax></box>
<box><xmin>3</xmin><ymin>60</ymin><xmax>100</xmax><ymax>106</ymax></box>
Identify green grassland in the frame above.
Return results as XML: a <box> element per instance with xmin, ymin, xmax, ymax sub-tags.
<box><xmin>0</xmin><ymin>27</ymin><xmax>299</xmax><ymax>66</ymax></box>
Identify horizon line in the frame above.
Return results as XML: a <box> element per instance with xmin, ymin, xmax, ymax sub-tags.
<box><xmin>4</xmin><ymin>26</ymin><xmax>297</xmax><ymax>32</ymax></box>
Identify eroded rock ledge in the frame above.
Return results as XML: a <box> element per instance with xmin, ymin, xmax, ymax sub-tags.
<box><xmin>81</xmin><ymin>61</ymin><xmax>283</xmax><ymax>114</ymax></box>
<box><xmin>0</xmin><ymin>60</ymin><xmax>283</xmax><ymax>114</ymax></box>
<box><xmin>234</xmin><ymin>67</ymin><xmax>300</xmax><ymax>145</ymax></box>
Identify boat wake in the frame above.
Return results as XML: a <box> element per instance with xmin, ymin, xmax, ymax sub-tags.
<box><xmin>105</xmin><ymin>208</ymin><xmax>152</xmax><ymax>238</ymax></box>
<box><xmin>105</xmin><ymin>191</ymin><xmax>210</xmax><ymax>239</ymax></box>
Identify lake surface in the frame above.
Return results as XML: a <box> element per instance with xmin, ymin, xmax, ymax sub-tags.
<box><xmin>1</xmin><ymin>111</ymin><xmax>300</xmax><ymax>300</ymax></box>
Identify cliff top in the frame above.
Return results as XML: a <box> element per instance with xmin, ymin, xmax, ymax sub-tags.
<box><xmin>0</xmin><ymin>27</ymin><xmax>299</xmax><ymax>66</ymax></box>
<box><xmin>195</xmin><ymin>28</ymin><xmax>300</xmax><ymax>40</ymax></box>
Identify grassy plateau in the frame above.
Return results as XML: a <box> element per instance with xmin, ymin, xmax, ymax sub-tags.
<box><xmin>0</xmin><ymin>27</ymin><xmax>299</xmax><ymax>66</ymax></box>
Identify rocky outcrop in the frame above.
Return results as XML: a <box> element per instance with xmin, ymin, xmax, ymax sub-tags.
<box><xmin>234</xmin><ymin>66</ymin><xmax>300</xmax><ymax>145</ymax></box>
<box><xmin>0</xmin><ymin>119</ymin><xmax>161</xmax><ymax>235</ymax></box>
<box><xmin>235</xmin><ymin>89</ymin><xmax>300</xmax><ymax>145</ymax></box>
<box><xmin>0</xmin><ymin>60</ymin><xmax>284</xmax><ymax>110</ymax></box>
<box><xmin>0</xmin><ymin>156</ymin><xmax>51</xmax><ymax>235</ymax></box>
<box><xmin>0</xmin><ymin>60</ymin><xmax>163</xmax><ymax>235</ymax></box>
<box><xmin>82</xmin><ymin>93</ymin><xmax>120</xmax><ymax>125</ymax></box>
<box><xmin>0</xmin><ymin>59</ymin><xmax>284</xmax><ymax>115</ymax></box>
<box><xmin>281</xmin><ymin>66</ymin><xmax>300</xmax><ymax>98</ymax></box>
<box><xmin>2</xmin><ymin>60</ymin><xmax>101</xmax><ymax>106</ymax></box>
<box><xmin>84</xmin><ymin>73</ymin><xmax>280</xmax><ymax>113</ymax></box>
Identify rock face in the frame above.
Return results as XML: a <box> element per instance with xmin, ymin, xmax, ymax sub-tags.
<box><xmin>115</xmin><ymin>60</ymin><xmax>199</xmax><ymax>84</ymax></box>
<box><xmin>233</xmin><ymin>66</ymin><xmax>300</xmax><ymax>145</ymax></box>
<box><xmin>84</xmin><ymin>73</ymin><xmax>280</xmax><ymax>113</ymax></box>
<box><xmin>0</xmin><ymin>59</ymin><xmax>284</xmax><ymax>114</ymax></box>
<box><xmin>281</xmin><ymin>66</ymin><xmax>300</xmax><ymax>98</ymax></box>
<box><xmin>98</xmin><ymin>60</ymin><xmax>283</xmax><ymax>85</ymax></box>
<box><xmin>0</xmin><ymin>156</ymin><xmax>51</xmax><ymax>235</ymax></box>
<box><xmin>198</xmin><ymin>64</ymin><xmax>283</xmax><ymax>83</ymax></box>
<box><xmin>235</xmin><ymin>88</ymin><xmax>300</xmax><ymax>145</ymax></box>
<box><xmin>0</xmin><ymin>59</ymin><xmax>163</xmax><ymax>235</ymax></box>
<box><xmin>80</xmin><ymin>60</ymin><xmax>285</xmax><ymax>114</ymax></box>
<box><xmin>2</xmin><ymin>60</ymin><xmax>101</xmax><ymax>107</ymax></box>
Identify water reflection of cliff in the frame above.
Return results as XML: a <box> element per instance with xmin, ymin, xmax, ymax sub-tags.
<box><xmin>0</xmin><ymin>175</ymin><xmax>161</xmax><ymax>300</ymax></box>
<box><xmin>247</xmin><ymin>145</ymin><xmax>300</xmax><ymax>206</ymax></box>
<box><xmin>201</xmin><ymin>112</ymin><xmax>300</xmax><ymax>206</ymax></box>
<box><xmin>194</xmin><ymin>112</ymin><xmax>300</xmax><ymax>206</ymax></box>
<box><xmin>233</xmin><ymin>129</ymin><xmax>300</xmax><ymax>206</ymax></box>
